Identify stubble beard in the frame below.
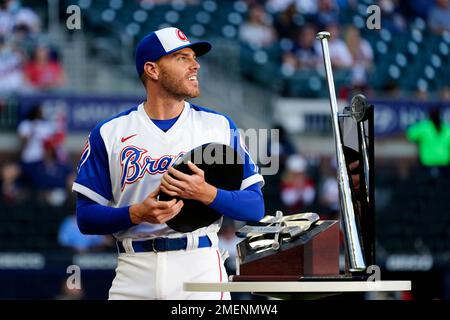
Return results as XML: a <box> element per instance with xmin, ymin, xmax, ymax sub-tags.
<box><xmin>159</xmin><ymin>68</ymin><xmax>200</xmax><ymax>100</ymax></box>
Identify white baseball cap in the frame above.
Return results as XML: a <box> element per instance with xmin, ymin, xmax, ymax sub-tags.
<box><xmin>135</xmin><ymin>27</ymin><xmax>212</xmax><ymax>76</ymax></box>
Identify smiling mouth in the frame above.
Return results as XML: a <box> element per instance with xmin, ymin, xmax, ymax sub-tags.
<box><xmin>188</xmin><ymin>75</ymin><xmax>198</xmax><ymax>81</ymax></box>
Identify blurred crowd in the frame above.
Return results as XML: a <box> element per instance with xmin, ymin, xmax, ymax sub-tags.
<box><xmin>237</xmin><ymin>0</ymin><xmax>450</xmax><ymax>98</ymax></box>
<box><xmin>240</xmin><ymin>0</ymin><xmax>374</xmax><ymax>87</ymax></box>
<box><xmin>0</xmin><ymin>0</ymin><xmax>104</xmax><ymax>255</ymax></box>
<box><xmin>0</xmin><ymin>0</ymin><xmax>65</xmax><ymax>95</ymax></box>
<box><xmin>0</xmin><ymin>103</ymin><xmax>114</xmax><ymax>253</ymax></box>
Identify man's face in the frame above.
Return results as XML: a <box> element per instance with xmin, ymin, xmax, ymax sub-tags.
<box><xmin>156</xmin><ymin>48</ymin><xmax>201</xmax><ymax>99</ymax></box>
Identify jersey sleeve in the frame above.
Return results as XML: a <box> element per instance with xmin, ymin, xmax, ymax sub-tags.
<box><xmin>72</xmin><ymin>125</ymin><xmax>113</xmax><ymax>205</ymax></box>
<box><xmin>226</xmin><ymin>117</ymin><xmax>265</xmax><ymax>190</ymax></box>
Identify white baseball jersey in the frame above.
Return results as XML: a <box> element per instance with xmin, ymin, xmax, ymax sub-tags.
<box><xmin>73</xmin><ymin>101</ymin><xmax>264</xmax><ymax>240</ymax></box>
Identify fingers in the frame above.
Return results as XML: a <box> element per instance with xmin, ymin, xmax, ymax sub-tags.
<box><xmin>187</xmin><ymin>161</ymin><xmax>203</xmax><ymax>175</ymax></box>
<box><xmin>160</xmin><ymin>176</ymin><xmax>183</xmax><ymax>193</ymax></box>
<box><xmin>160</xmin><ymin>200</ymin><xmax>184</xmax><ymax>223</ymax></box>
<box><xmin>148</xmin><ymin>200</ymin><xmax>184</xmax><ymax>224</ymax></box>
<box><xmin>168</xmin><ymin>166</ymin><xmax>192</xmax><ymax>180</ymax></box>
<box><xmin>154</xmin><ymin>203</ymin><xmax>180</xmax><ymax>217</ymax></box>
<box><xmin>149</xmin><ymin>185</ymin><xmax>161</xmax><ymax>198</ymax></box>
<box><xmin>161</xmin><ymin>172</ymin><xmax>186</xmax><ymax>189</ymax></box>
<box><xmin>144</xmin><ymin>199</ymin><xmax>177</xmax><ymax>212</ymax></box>
<box><xmin>160</xmin><ymin>184</ymin><xmax>180</xmax><ymax>197</ymax></box>
<box><xmin>152</xmin><ymin>197</ymin><xmax>177</xmax><ymax>209</ymax></box>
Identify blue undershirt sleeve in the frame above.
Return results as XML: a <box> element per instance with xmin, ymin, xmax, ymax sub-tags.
<box><xmin>209</xmin><ymin>183</ymin><xmax>265</xmax><ymax>222</ymax></box>
<box><xmin>76</xmin><ymin>194</ymin><xmax>135</xmax><ymax>235</ymax></box>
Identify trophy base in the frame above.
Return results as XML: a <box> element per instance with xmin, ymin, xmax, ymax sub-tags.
<box><xmin>236</xmin><ymin>220</ymin><xmax>341</xmax><ymax>278</ymax></box>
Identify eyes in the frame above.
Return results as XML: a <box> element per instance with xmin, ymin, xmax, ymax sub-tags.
<box><xmin>177</xmin><ymin>56</ymin><xmax>198</xmax><ymax>63</ymax></box>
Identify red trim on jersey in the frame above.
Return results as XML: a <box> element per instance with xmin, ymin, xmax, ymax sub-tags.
<box><xmin>216</xmin><ymin>250</ymin><xmax>224</xmax><ymax>300</ymax></box>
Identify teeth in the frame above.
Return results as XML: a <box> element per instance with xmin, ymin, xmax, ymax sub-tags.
<box><xmin>188</xmin><ymin>76</ymin><xmax>197</xmax><ymax>81</ymax></box>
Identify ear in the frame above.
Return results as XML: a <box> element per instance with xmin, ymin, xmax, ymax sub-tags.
<box><xmin>143</xmin><ymin>62</ymin><xmax>159</xmax><ymax>80</ymax></box>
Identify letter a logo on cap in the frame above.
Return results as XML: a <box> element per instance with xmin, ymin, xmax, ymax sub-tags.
<box><xmin>176</xmin><ymin>29</ymin><xmax>188</xmax><ymax>42</ymax></box>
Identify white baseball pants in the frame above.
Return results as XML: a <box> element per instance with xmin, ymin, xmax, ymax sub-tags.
<box><xmin>108</xmin><ymin>246</ymin><xmax>231</xmax><ymax>300</ymax></box>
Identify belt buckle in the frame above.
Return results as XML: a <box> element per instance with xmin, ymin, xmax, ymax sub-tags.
<box><xmin>151</xmin><ymin>239</ymin><xmax>158</xmax><ymax>253</ymax></box>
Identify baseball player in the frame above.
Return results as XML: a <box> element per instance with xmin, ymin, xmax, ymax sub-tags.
<box><xmin>72</xmin><ymin>27</ymin><xmax>265</xmax><ymax>300</ymax></box>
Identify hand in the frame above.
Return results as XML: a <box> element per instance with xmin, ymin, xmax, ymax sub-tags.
<box><xmin>129</xmin><ymin>186</ymin><xmax>184</xmax><ymax>224</ymax></box>
<box><xmin>349</xmin><ymin>160</ymin><xmax>360</xmax><ymax>192</ymax></box>
<box><xmin>160</xmin><ymin>161</ymin><xmax>217</xmax><ymax>205</ymax></box>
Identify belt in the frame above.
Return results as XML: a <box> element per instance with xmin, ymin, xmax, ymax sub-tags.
<box><xmin>117</xmin><ymin>235</ymin><xmax>212</xmax><ymax>253</ymax></box>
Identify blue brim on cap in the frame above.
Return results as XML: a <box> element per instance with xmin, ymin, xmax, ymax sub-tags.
<box><xmin>165</xmin><ymin>41</ymin><xmax>212</xmax><ymax>59</ymax></box>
